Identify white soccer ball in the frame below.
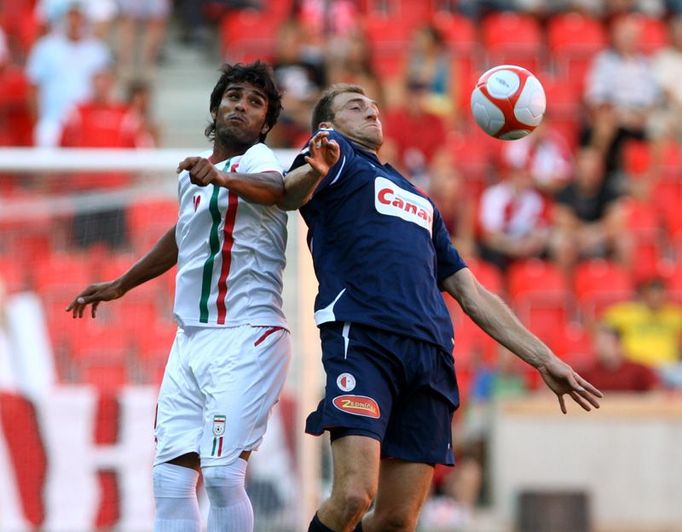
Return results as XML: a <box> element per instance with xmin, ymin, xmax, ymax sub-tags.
<box><xmin>470</xmin><ymin>65</ymin><xmax>546</xmax><ymax>140</ymax></box>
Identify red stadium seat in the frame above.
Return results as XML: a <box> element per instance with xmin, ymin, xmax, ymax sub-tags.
<box><xmin>574</xmin><ymin>260</ymin><xmax>634</xmax><ymax>320</ymax></box>
<box><xmin>80</xmin><ymin>360</ymin><xmax>129</xmax><ymax>392</ymax></box>
<box><xmin>219</xmin><ymin>9</ymin><xmax>280</xmax><ymax>63</ymax></box>
<box><xmin>32</xmin><ymin>251</ymin><xmax>92</xmax><ymax>293</ymax></box>
<box><xmin>127</xmin><ymin>198</ymin><xmax>178</xmax><ymax>254</ymax></box>
<box><xmin>637</xmin><ymin>16</ymin><xmax>668</xmax><ymax>55</ymax></box>
<box><xmin>551</xmin><ymin>321</ymin><xmax>593</xmax><ymax>371</ymax></box>
<box><xmin>362</xmin><ymin>12</ymin><xmax>415</xmax><ymax>78</ymax></box>
<box><xmin>507</xmin><ymin>259</ymin><xmax>573</xmax><ymax>340</ymax></box>
<box><xmin>547</xmin><ymin>12</ymin><xmax>606</xmax><ymax>91</ymax></box>
<box><xmin>0</xmin><ymin>256</ymin><xmax>28</xmax><ymax>293</ymax></box>
<box><xmin>481</xmin><ymin>12</ymin><xmax>543</xmax><ymax>72</ymax></box>
<box><xmin>622</xmin><ymin>198</ymin><xmax>664</xmax><ymax>281</ymax></box>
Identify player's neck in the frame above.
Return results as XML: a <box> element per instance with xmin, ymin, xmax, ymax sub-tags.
<box><xmin>211</xmin><ymin>140</ymin><xmax>256</xmax><ymax>164</ymax></box>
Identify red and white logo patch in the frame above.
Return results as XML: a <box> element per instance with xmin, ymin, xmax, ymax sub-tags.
<box><xmin>336</xmin><ymin>372</ymin><xmax>356</xmax><ymax>392</ymax></box>
<box><xmin>333</xmin><ymin>395</ymin><xmax>380</xmax><ymax>419</ymax></box>
<box><xmin>374</xmin><ymin>177</ymin><xmax>433</xmax><ymax>234</ymax></box>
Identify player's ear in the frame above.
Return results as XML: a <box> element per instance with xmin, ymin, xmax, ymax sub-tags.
<box><xmin>319</xmin><ymin>121</ymin><xmax>332</xmax><ymax>129</ymax></box>
<box><xmin>260</xmin><ymin>122</ymin><xmax>270</xmax><ymax>136</ymax></box>
<box><xmin>210</xmin><ymin>109</ymin><xmax>217</xmax><ymax>121</ymax></box>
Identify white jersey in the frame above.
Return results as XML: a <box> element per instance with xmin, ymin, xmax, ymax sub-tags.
<box><xmin>174</xmin><ymin>143</ymin><xmax>288</xmax><ymax>329</ymax></box>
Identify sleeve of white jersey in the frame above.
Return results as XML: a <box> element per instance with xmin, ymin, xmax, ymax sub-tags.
<box><xmin>238</xmin><ymin>143</ymin><xmax>284</xmax><ymax>175</ymax></box>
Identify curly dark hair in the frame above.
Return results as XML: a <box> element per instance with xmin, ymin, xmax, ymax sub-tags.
<box><xmin>205</xmin><ymin>61</ymin><xmax>283</xmax><ymax>143</ymax></box>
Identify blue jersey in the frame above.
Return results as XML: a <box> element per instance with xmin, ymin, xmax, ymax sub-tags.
<box><xmin>289</xmin><ymin>129</ymin><xmax>466</xmax><ymax>352</ymax></box>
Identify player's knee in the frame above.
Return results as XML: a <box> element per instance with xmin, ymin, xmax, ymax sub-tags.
<box><xmin>153</xmin><ymin>462</ymin><xmax>199</xmax><ymax>499</ymax></box>
<box><xmin>332</xmin><ymin>488</ymin><xmax>373</xmax><ymax>522</ymax></box>
<box><xmin>202</xmin><ymin>459</ymin><xmax>248</xmax><ymax>508</ymax></box>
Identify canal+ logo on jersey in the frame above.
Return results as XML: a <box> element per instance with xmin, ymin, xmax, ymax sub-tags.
<box><xmin>374</xmin><ymin>177</ymin><xmax>433</xmax><ymax>234</ymax></box>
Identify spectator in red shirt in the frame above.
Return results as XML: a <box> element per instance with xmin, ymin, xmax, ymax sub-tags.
<box><xmin>581</xmin><ymin>323</ymin><xmax>659</xmax><ymax>392</ymax></box>
<box><xmin>382</xmin><ymin>78</ymin><xmax>448</xmax><ymax>189</ymax></box>
<box><xmin>59</xmin><ymin>65</ymin><xmax>143</xmax><ymax>249</ymax></box>
<box><xmin>0</xmin><ymin>29</ymin><xmax>33</xmax><ymax>147</ymax></box>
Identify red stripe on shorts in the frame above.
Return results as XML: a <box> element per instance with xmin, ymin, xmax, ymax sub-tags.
<box><xmin>254</xmin><ymin>326</ymin><xmax>285</xmax><ymax>347</ymax></box>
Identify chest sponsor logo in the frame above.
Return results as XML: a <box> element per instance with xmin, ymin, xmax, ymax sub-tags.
<box><xmin>332</xmin><ymin>394</ymin><xmax>380</xmax><ymax>419</ymax></box>
<box><xmin>193</xmin><ymin>194</ymin><xmax>201</xmax><ymax>212</ymax></box>
<box><xmin>374</xmin><ymin>176</ymin><xmax>433</xmax><ymax>234</ymax></box>
<box><xmin>336</xmin><ymin>372</ymin><xmax>356</xmax><ymax>392</ymax></box>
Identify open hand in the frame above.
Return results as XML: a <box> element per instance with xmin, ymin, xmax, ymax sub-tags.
<box><xmin>305</xmin><ymin>131</ymin><xmax>340</xmax><ymax>178</ymax></box>
<box><xmin>538</xmin><ymin>357</ymin><xmax>603</xmax><ymax>414</ymax></box>
<box><xmin>66</xmin><ymin>281</ymin><xmax>123</xmax><ymax>319</ymax></box>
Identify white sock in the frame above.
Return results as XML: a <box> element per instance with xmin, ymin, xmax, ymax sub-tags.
<box><xmin>203</xmin><ymin>458</ymin><xmax>254</xmax><ymax>532</ymax></box>
<box><xmin>153</xmin><ymin>463</ymin><xmax>202</xmax><ymax>532</ymax></box>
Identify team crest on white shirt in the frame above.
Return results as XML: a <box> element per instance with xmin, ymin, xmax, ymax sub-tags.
<box><xmin>374</xmin><ymin>177</ymin><xmax>433</xmax><ymax>234</ymax></box>
<box><xmin>212</xmin><ymin>415</ymin><xmax>226</xmax><ymax>436</ymax></box>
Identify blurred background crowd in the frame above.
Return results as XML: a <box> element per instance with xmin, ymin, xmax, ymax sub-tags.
<box><xmin>3</xmin><ymin>0</ymin><xmax>682</xmax><ymax>529</ymax></box>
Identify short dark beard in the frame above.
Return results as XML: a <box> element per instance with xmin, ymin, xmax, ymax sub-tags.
<box><xmin>214</xmin><ymin>123</ymin><xmax>258</xmax><ymax>155</ymax></box>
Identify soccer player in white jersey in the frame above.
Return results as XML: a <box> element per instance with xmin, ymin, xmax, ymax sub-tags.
<box><xmin>67</xmin><ymin>62</ymin><xmax>290</xmax><ymax>532</ymax></box>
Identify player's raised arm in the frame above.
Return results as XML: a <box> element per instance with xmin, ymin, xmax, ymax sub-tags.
<box><xmin>278</xmin><ymin>131</ymin><xmax>340</xmax><ymax>211</ymax></box>
<box><xmin>176</xmin><ymin>156</ymin><xmax>284</xmax><ymax>206</ymax></box>
<box><xmin>66</xmin><ymin>225</ymin><xmax>178</xmax><ymax>319</ymax></box>
<box><xmin>442</xmin><ymin>268</ymin><xmax>603</xmax><ymax>413</ymax></box>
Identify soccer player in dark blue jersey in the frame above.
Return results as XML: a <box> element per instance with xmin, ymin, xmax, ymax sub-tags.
<box><xmin>280</xmin><ymin>84</ymin><xmax>603</xmax><ymax>532</ymax></box>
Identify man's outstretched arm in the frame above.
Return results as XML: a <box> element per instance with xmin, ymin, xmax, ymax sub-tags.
<box><xmin>66</xmin><ymin>226</ymin><xmax>178</xmax><ymax>318</ymax></box>
<box><xmin>278</xmin><ymin>130</ymin><xmax>340</xmax><ymax>211</ymax></box>
<box><xmin>442</xmin><ymin>267</ymin><xmax>603</xmax><ymax>413</ymax></box>
<box><xmin>176</xmin><ymin>156</ymin><xmax>284</xmax><ymax>206</ymax></box>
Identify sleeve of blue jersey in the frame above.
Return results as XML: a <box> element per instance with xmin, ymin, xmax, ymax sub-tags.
<box><xmin>432</xmin><ymin>206</ymin><xmax>467</xmax><ymax>287</ymax></box>
<box><xmin>286</xmin><ymin>129</ymin><xmax>353</xmax><ymax>196</ymax></box>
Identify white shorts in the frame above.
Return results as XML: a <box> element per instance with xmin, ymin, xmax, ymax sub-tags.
<box><xmin>154</xmin><ymin>324</ymin><xmax>291</xmax><ymax>466</ymax></box>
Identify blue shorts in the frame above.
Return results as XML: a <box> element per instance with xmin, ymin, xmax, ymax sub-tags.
<box><xmin>305</xmin><ymin>322</ymin><xmax>460</xmax><ymax>465</ymax></box>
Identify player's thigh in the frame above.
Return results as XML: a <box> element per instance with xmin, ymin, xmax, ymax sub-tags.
<box><xmin>196</xmin><ymin>326</ymin><xmax>291</xmax><ymax>466</ymax></box>
<box><xmin>329</xmin><ymin>434</ymin><xmax>381</xmax><ymax>499</ymax></box>
<box><xmin>368</xmin><ymin>459</ymin><xmax>434</xmax><ymax>531</ymax></box>
<box><xmin>155</xmin><ymin>329</ymin><xmax>205</xmax><ymax>465</ymax></box>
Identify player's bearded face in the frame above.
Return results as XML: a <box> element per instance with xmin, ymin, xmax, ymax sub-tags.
<box><xmin>214</xmin><ymin>82</ymin><xmax>269</xmax><ymax>146</ymax></box>
<box><xmin>330</xmin><ymin>93</ymin><xmax>383</xmax><ymax>150</ymax></box>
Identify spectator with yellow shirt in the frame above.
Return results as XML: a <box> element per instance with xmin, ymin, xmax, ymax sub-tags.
<box><xmin>601</xmin><ymin>275</ymin><xmax>682</xmax><ymax>368</ymax></box>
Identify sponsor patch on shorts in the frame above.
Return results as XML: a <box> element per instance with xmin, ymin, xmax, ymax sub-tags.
<box><xmin>332</xmin><ymin>394</ymin><xmax>380</xmax><ymax>419</ymax></box>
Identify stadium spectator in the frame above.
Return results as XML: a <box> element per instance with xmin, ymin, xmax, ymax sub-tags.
<box><xmin>268</xmin><ymin>18</ymin><xmax>326</xmax><ymax>149</ymax></box>
<box><xmin>0</xmin><ymin>29</ymin><xmax>33</xmax><ymax>147</ymax></box>
<box><xmin>59</xmin><ymin>66</ymin><xmax>148</xmax><ymax>249</ymax></box>
<box><xmin>550</xmin><ymin>146</ymin><xmax>632</xmax><ymax>275</ymax></box>
<box><xmin>26</xmin><ymin>0</ymin><xmax>111</xmax><ymax>147</ymax></box>
<box><xmin>115</xmin><ymin>0</ymin><xmax>170</xmax><ymax>81</ymax></box>
<box><xmin>428</xmin><ymin>149</ymin><xmax>476</xmax><ymax>257</ymax></box>
<box><xmin>580</xmin><ymin>323</ymin><xmax>659</xmax><ymax>391</ymax></box>
<box><xmin>477</xmin><ymin>163</ymin><xmax>551</xmax><ymax>271</ymax></box>
<box><xmin>325</xmin><ymin>26</ymin><xmax>383</xmax><ymax>107</ymax></box>
<box><xmin>67</xmin><ymin>61</ymin><xmax>290</xmax><ymax>532</ymax></box>
<box><xmin>382</xmin><ymin>78</ymin><xmax>449</xmax><ymax>188</ymax></box>
<box><xmin>501</xmin><ymin>120</ymin><xmax>574</xmax><ymax>196</ymax></box>
<box><xmin>602</xmin><ymin>275</ymin><xmax>682</xmax><ymax>368</ymax></box>
<box><xmin>582</xmin><ymin>12</ymin><xmax>661</xmax><ymax>180</ymax></box>
<box><xmin>401</xmin><ymin>24</ymin><xmax>458</xmax><ymax>122</ymax></box>
<box><xmin>125</xmin><ymin>78</ymin><xmax>159</xmax><ymax>147</ymax></box>
<box><xmin>36</xmin><ymin>0</ymin><xmax>118</xmax><ymax>39</ymax></box>
<box><xmin>279</xmin><ymin>83</ymin><xmax>602</xmax><ymax>532</ymax></box>
<box><xmin>652</xmin><ymin>15</ymin><xmax>682</xmax><ymax>139</ymax></box>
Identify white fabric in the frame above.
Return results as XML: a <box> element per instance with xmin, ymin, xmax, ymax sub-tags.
<box><xmin>174</xmin><ymin>144</ymin><xmax>288</xmax><ymax>329</ymax></box>
<box><xmin>26</xmin><ymin>33</ymin><xmax>111</xmax><ymax>125</ymax></box>
<box><xmin>152</xmin><ymin>463</ymin><xmax>201</xmax><ymax>532</ymax></box>
<box><xmin>154</xmin><ymin>325</ymin><xmax>291</xmax><ymax>466</ymax></box>
<box><xmin>479</xmin><ymin>181</ymin><xmax>546</xmax><ymax>238</ymax></box>
<box><xmin>203</xmin><ymin>459</ymin><xmax>254</xmax><ymax>532</ymax></box>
